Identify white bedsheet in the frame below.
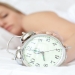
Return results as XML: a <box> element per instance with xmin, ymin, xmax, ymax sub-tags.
<box><xmin>0</xmin><ymin>49</ymin><xmax>75</xmax><ymax>75</ymax></box>
<box><xmin>1</xmin><ymin>0</ymin><xmax>75</xmax><ymax>75</ymax></box>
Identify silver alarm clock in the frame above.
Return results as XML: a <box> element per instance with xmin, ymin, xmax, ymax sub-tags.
<box><xmin>15</xmin><ymin>31</ymin><xmax>67</xmax><ymax>67</ymax></box>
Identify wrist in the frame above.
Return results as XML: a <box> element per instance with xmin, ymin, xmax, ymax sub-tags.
<box><xmin>62</xmin><ymin>34</ymin><xmax>75</xmax><ymax>65</ymax></box>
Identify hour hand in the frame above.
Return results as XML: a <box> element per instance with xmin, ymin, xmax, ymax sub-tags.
<box><xmin>33</xmin><ymin>49</ymin><xmax>40</xmax><ymax>54</ymax></box>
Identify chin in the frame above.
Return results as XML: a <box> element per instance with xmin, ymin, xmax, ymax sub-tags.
<box><xmin>9</xmin><ymin>31</ymin><xmax>19</xmax><ymax>35</ymax></box>
<box><xmin>14</xmin><ymin>32</ymin><xmax>22</xmax><ymax>36</ymax></box>
<box><xmin>9</xmin><ymin>29</ymin><xmax>23</xmax><ymax>35</ymax></box>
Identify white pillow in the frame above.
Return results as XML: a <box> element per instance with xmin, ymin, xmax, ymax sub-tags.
<box><xmin>0</xmin><ymin>28</ymin><xmax>22</xmax><ymax>49</ymax></box>
<box><xmin>0</xmin><ymin>0</ymin><xmax>75</xmax><ymax>49</ymax></box>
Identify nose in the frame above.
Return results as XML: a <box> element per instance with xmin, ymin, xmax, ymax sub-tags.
<box><xmin>0</xmin><ymin>20</ymin><xmax>6</xmax><ymax>27</ymax></box>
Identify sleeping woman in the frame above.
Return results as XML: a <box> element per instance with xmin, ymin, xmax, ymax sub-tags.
<box><xmin>0</xmin><ymin>2</ymin><xmax>75</xmax><ymax>65</ymax></box>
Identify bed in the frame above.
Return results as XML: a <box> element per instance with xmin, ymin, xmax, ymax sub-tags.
<box><xmin>0</xmin><ymin>0</ymin><xmax>75</xmax><ymax>75</ymax></box>
<box><xmin>0</xmin><ymin>49</ymin><xmax>75</xmax><ymax>75</ymax></box>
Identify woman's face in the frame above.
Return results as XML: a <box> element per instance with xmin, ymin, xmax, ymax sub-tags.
<box><xmin>0</xmin><ymin>5</ymin><xmax>24</xmax><ymax>35</ymax></box>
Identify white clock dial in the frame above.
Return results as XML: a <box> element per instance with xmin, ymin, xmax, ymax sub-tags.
<box><xmin>22</xmin><ymin>34</ymin><xmax>66</xmax><ymax>67</ymax></box>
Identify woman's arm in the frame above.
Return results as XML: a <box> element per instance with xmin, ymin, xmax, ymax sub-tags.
<box><xmin>23</xmin><ymin>11</ymin><xmax>75</xmax><ymax>65</ymax></box>
<box><xmin>63</xmin><ymin>33</ymin><xmax>75</xmax><ymax>65</ymax></box>
<box><xmin>23</xmin><ymin>11</ymin><xmax>75</xmax><ymax>41</ymax></box>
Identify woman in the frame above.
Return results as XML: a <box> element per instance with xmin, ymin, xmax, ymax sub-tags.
<box><xmin>0</xmin><ymin>2</ymin><xmax>75</xmax><ymax>65</ymax></box>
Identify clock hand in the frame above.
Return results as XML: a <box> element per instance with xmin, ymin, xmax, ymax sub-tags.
<box><xmin>41</xmin><ymin>51</ymin><xmax>45</xmax><ymax>61</ymax></box>
<box><xmin>33</xmin><ymin>49</ymin><xmax>40</xmax><ymax>54</ymax></box>
<box><xmin>44</xmin><ymin>49</ymin><xmax>56</xmax><ymax>52</ymax></box>
<box><xmin>33</xmin><ymin>41</ymin><xmax>40</xmax><ymax>54</ymax></box>
<box><xmin>33</xmin><ymin>41</ymin><xmax>43</xmax><ymax>54</ymax></box>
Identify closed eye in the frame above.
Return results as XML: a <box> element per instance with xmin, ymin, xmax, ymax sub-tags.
<box><xmin>2</xmin><ymin>14</ymin><xmax>8</xmax><ymax>18</ymax></box>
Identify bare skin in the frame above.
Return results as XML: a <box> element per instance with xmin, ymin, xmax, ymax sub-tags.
<box><xmin>22</xmin><ymin>12</ymin><xmax>75</xmax><ymax>41</ymax></box>
<box><xmin>22</xmin><ymin>12</ymin><xmax>75</xmax><ymax>64</ymax></box>
<box><xmin>0</xmin><ymin>5</ymin><xmax>24</xmax><ymax>35</ymax></box>
<box><xmin>0</xmin><ymin>5</ymin><xmax>75</xmax><ymax>65</ymax></box>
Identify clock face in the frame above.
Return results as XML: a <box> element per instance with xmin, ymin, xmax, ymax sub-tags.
<box><xmin>22</xmin><ymin>34</ymin><xmax>66</xmax><ymax>67</ymax></box>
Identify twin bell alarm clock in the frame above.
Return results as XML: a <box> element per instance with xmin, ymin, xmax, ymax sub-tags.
<box><xmin>15</xmin><ymin>31</ymin><xmax>68</xmax><ymax>67</ymax></box>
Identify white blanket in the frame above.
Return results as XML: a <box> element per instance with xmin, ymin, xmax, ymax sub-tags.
<box><xmin>0</xmin><ymin>0</ymin><xmax>75</xmax><ymax>75</ymax></box>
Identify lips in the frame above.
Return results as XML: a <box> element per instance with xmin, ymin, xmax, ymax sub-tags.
<box><xmin>4</xmin><ymin>25</ymin><xmax>13</xmax><ymax>31</ymax></box>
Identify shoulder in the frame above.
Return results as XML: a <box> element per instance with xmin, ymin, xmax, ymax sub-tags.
<box><xmin>27</xmin><ymin>11</ymin><xmax>57</xmax><ymax>18</ymax></box>
<box><xmin>25</xmin><ymin>11</ymin><xmax>58</xmax><ymax>22</ymax></box>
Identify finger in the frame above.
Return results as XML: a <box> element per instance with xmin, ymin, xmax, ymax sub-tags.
<box><xmin>46</xmin><ymin>31</ymin><xmax>52</xmax><ymax>35</ymax></box>
<box><xmin>52</xmin><ymin>31</ymin><xmax>64</xmax><ymax>42</ymax></box>
<box><xmin>35</xmin><ymin>31</ymin><xmax>46</xmax><ymax>34</ymax></box>
<box><xmin>46</xmin><ymin>31</ymin><xmax>64</xmax><ymax>43</ymax></box>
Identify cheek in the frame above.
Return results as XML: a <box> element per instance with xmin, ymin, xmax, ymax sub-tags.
<box><xmin>9</xmin><ymin>13</ymin><xmax>22</xmax><ymax>24</ymax></box>
<box><xmin>8</xmin><ymin>15</ymin><xmax>23</xmax><ymax>35</ymax></box>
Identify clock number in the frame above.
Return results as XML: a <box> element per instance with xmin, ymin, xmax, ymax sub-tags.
<box><xmin>43</xmin><ymin>64</ymin><xmax>48</xmax><ymax>67</ymax></box>
<box><xmin>30</xmin><ymin>58</ymin><xmax>35</xmax><ymax>64</ymax></box>
<box><xmin>55</xmin><ymin>55</ymin><xmax>60</xmax><ymax>59</ymax></box>
<box><xmin>38</xmin><ymin>39</ymin><xmax>42</xmax><ymax>42</ymax></box>
<box><xmin>56</xmin><ymin>49</ymin><xmax>60</xmax><ymax>52</ymax></box>
<box><xmin>26</xmin><ymin>46</ymin><xmax>32</xmax><ymax>51</ymax></box>
<box><xmin>31</xmin><ymin>42</ymin><xmax>35</xmax><ymax>44</ymax></box>
<box><xmin>34</xmin><ymin>49</ymin><xmax>40</xmax><ymax>54</ymax></box>
<box><xmin>35</xmin><ymin>63</ymin><xmax>40</xmax><ymax>67</ymax></box>
<box><xmin>53</xmin><ymin>43</ymin><xmax>57</xmax><ymax>46</ymax></box>
<box><xmin>46</xmin><ymin>38</ymin><xmax>50</xmax><ymax>42</ymax></box>
<box><xmin>50</xmin><ymin>60</ymin><xmax>55</xmax><ymax>64</ymax></box>
<box><xmin>26</xmin><ymin>53</ymin><xmax>31</xmax><ymax>57</ymax></box>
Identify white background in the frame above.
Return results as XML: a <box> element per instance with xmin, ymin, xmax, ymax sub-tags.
<box><xmin>0</xmin><ymin>0</ymin><xmax>75</xmax><ymax>11</ymax></box>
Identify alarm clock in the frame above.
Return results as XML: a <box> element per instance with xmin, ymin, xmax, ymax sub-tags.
<box><xmin>15</xmin><ymin>31</ymin><xmax>68</xmax><ymax>67</ymax></box>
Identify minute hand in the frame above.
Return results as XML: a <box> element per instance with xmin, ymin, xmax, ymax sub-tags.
<box><xmin>45</xmin><ymin>49</ymin><xmax>55</xmax><ymax>52</ymax></box>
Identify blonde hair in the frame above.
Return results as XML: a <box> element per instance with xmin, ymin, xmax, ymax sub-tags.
<box><xmin>0</xmin><ymin>2</ymin><xmax>22</xmax><ymax>14</ymax></box>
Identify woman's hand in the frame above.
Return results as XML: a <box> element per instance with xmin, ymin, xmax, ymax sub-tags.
<box><xmin>35</xmin><ymin>31</ymin><xmax>64</xmax><ymax>43</ymax></box>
